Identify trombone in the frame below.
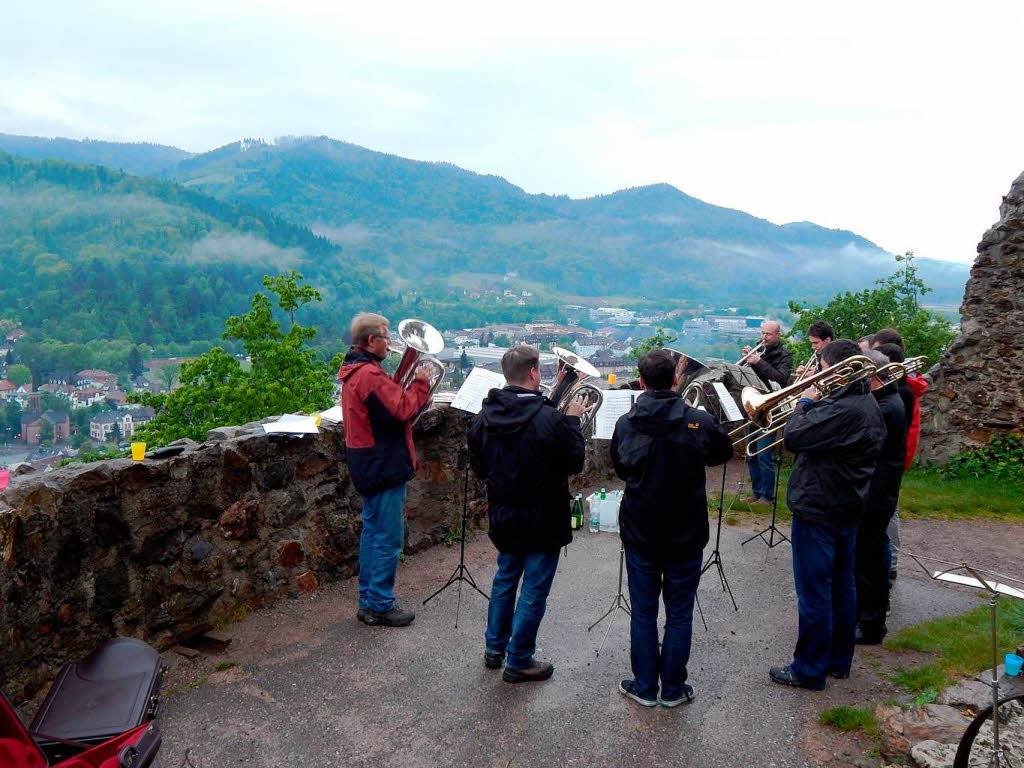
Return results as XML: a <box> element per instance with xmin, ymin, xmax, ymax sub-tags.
<box><xmin>792</xmin><ymin>351</ymin><xmax>819</xmax><ymax>384</ymax></box>
<box><xmin>873</xmin><ymin>355</ymin><xmax>928</xmax><ymax>388</ymax></box>
<box><xmin>729</xmin><ymin>355</ymin><xmax>877</xmax><ymax>457</ymax></box>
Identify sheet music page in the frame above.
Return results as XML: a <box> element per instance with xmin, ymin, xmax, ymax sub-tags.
<box><xmin>263</xmin><ymin>414</ymin><xmax>320</xmax><ymax>434</ymax></box>
<box><xmin>593</xmin><ymin>390</ymin><xmax>639</xmax><ymax>440</ymax></box>
<box><xmin>451</xmin><ymin>367</ymin><xmax>506</xmax><ymax>414</ymax></box>
<box><xmin>320</xmin><ymin>405</ymin><xmax>344</xmax><ymax>423</ymax></box>
<box><xmin>712</xmin><ymin>382</ymin><xmax>744</xmax><ymax>423</ymax></box>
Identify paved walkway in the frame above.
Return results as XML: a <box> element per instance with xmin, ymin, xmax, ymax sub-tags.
<box><xmin>153</xmin><ymin>516</ymin><xmax>983</xmax><ymax>768</ymax></box>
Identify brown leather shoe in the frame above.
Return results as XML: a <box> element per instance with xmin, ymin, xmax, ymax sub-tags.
<box><xmin>502</xmin><ymin>660</ymin><xmax>554</xmax><ymax>683</ymax></box>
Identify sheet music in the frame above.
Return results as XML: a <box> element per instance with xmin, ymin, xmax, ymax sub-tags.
<box><xmin>263</xmin><ymin>413</ymin><xmax>320</xmax><ymax>434</ymax></box>
<box><xmin>450</xmin><ymin>367</ymin><xmax>506</xmax><ymax>414</ymax></box>
<box><xmin>319</xmin><ymin>405</ymin><xmax>344</xmax><ymax>423</ymax></box>
<box><xmin>712</xmin><ymin>382</ymin><xmax>744</xmax><ymax>422</ymax></box>
<box><xmin>593</xmin><ymin>390</ymin><xmax>640</xmax><ymax>440</ymax></box>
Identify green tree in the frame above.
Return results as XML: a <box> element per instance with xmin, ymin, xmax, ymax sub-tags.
<box><xmin>134</xmin><ymin>272</ymin><xmax>336</xmax><ymax>446</ymax></box>
<box><xmin>787</xmin><ymin>252</ymin><xmax>956</xmax><ymax>365</ymax></box>
<box><xmin>628</xmin><ymin>328</ymin><xmax>678</xmax><ymax>360</ymax></box>
<box><xmin>127</xmin><ymin>346</ymin><xmax>144</xmax><ymax>377</ymax></box>
<box><xmin>39</xmin><ymin>419</ymin><xmax>54</xmax><ymax>445</ymax></box>
<box><xmin>460</xmin><ymin>349</ymin><xmax>471</xmax><ymax>370</ymax></box>
<box><xmin>494</xmin><ymin>334</ymin><xmax>511</xmax><ymax>347</ymax></box>
<box><xmin>158</xmin><ymin>364</ymin><xmax>180</xmax><ymax>391</ymax></box>
<box><xmin>6</xmin><ymin>363</ymin><xmax>30</xmax><ymax>388</ymax></box>
<box><xmin>4</xmin><ymin>400</ymin><xmax>22</xmax><ymax>439</ymax></box>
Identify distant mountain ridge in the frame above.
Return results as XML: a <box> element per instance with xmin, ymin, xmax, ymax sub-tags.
<box><xmin>0</xmin><ymin>132</ymin><xmax>970</xmax><ymax>305</ymax></box>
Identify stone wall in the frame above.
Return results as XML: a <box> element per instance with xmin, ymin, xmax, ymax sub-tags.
<box><xmin>0</xmin><ymin>406</ymin><xmax>615</xmax><ymax>702</ymax></box>
<box><xmin>918</xmin><ymin>170</ymin><xmax>1024</xmax><ymax>461</ymax></box>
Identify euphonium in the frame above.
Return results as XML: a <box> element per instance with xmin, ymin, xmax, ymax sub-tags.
<box><xmin>389</xmin><ymin>319</ymin><xmax>446</xmax><ymax>423</ymax></box>
<box><xmin>547</xmin><ymin>346</ymin><xmax>604</xmax><ymax>432</ymax></box>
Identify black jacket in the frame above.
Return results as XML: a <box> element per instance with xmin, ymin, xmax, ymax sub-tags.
<box><xmin>468</xmin><ymin>385</ymin><xmax>585</xmax><ymax>554</ymax></box>
<box><xmin>783</xmin><ymin>379</ymin><xmax>886</xmax><ymax>529</ymax></box>
<box><xmin>611</xmin><ymin>390</ymin><xmax>733</xmax><ymax>559</ymax></box>
<box><xmin>750</xmin><ymin>342</ymin><xmax>793</xmax><ymax>388</ymax></box>
<box><xmin>866</xmin><ymin>383</ymin><xmax>907</xmax><ymax>520</ymax></box>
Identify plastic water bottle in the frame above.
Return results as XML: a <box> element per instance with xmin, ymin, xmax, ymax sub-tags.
<box><xmin>599</xmin><ymin>486</ymin><xmax>606</xmax><ymax>500</ymax></box>
<box><xmin>589</xmin><ymin>494</ymin><xmax>600</xmax><ymax>533</ymax></box>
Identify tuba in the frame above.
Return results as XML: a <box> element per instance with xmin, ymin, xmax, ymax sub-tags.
<box><xmin>389</xmin><ymin>319</ymin><xmax>446</xmax><ymax>422</ymax></box>
<box><xmin>546</xmin><ymin>347</ymin><xmax>604</xmax><ymax>432</ymax></box>
<box><xmin>729</xmin><ymin>354</ymin><xmax>877</xmax><ymax>457</ymax></box>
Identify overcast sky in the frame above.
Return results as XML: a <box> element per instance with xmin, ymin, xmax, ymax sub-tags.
<box><xmin>4</xmin><ymin>0</ymin><xmax>1024</xmax><ymax>265</ymax></box>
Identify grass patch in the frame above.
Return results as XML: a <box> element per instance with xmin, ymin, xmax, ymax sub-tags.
<box><xmin>443</xmin><ymin>526</ymin><xmax>463</xmax><ymax>547</ymax></box>
<box><xmin>898</xmin><ymin>470</ymin><xmax>1024</xmax><ymax>522</ymax></box>
<box><xmin>819</xmin><ymin>706</ymin><xmax>880</xmax><ymax>736</ymax></box>
<box><xmin>884</xmin><ymin>596</ymin><xmax>1022</xmax><ymax>679</ymax></box>
<box><xmin>213</xmin><ymin>661</ymin><xmax>238</xmax><ymax>672</ymax></box>
<box><xmin>890</xmin><ymin>663</ymin><xmax>951</xmax><ymax>693</ymax></box>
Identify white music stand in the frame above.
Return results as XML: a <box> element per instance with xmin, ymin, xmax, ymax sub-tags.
<box><xmin>903</xmin><ymin>550</ymin><xmax>1024</xmax><ymax>767</ymax></box>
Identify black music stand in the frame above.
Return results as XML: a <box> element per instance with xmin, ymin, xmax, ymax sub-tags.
<box><xmin>587</xmin><ymin>542</ymin><xmax>631</xmax><ymax>657</ymax></box>
<box><xmin>904</xmin><ymin>551</ymin><xmax>1024</xmax><ymax>767</ymax></box>
<box><xmin>422</xmin><ymin>450</ymin><xmax>489</xmax><ymax>627</ymax></box>
<box><xmin>702</xmin><ymin>460</ymin><xmax>739</xmax><ymax>610</ymax></box>
<box><xmin>741</xmin><ymin>447</ymin><xmax>789</xmax><ymax>549</ymax></box>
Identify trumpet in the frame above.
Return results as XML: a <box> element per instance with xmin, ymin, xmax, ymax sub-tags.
<box><xmin>736</xmin><ymin>341</ymin><xmax>766</xmax><ymax>366</ymax></box>
<box><xmin>547</xmin><ymin>346</ymin><xmax>604</xmax><ymax>432</ymax></box>
<box><xmin>729</xmin><ymin>354</ymin><xmax>877</xmax><ymax>457</ymax></box>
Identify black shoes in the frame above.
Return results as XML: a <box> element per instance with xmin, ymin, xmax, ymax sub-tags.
<box><xmin>659</xmin><ymin>684</ymin><xmax>696</xmax><ymax>708</ymax></box>
<box><xmin>855</xmin><ymin>624</ymin><xmax>887</xmax><ymax>645</ymax></box>
<box><xmin>358</xmin><ymin>604</ymin><xmax>416</xmax><ymax>627</ymax></box>
<box><xmin>828</xmin><ymin>669</ymin><xmax>850</xmax><ymax>680</ymax></box>
<box><xmin>484</xmin><ymin>651</ymin><xmax>505</xmax><ymax>670</ymax></box>
<box><xmin>618</xmin><ymin>680</ymin><xmax>658</xmax><ymax>707</ymax></box>
<box><xmin>769</xmin><ymin>665</ymin><xmax>826</xmax><ymax>691</ymax></box>
<box><xmin>503</xmin><ymin>660</ymin><xmax>554</xmax><ymax>683</ymax></box>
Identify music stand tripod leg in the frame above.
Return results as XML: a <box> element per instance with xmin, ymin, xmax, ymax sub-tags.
<box><xmin>701</xmin><ymin>461</ymin><xmax>739</xmax><ymax>611</ymax></box>
<box><xmin>422</xmin><ymin>454</ymin><xmax>490</xmax><ymax>612</ymax></box>
<box><xmin>740</xmin><ymin>449</ymin><xmax>789</xmax><ymax>549</ymax></box>
<box><xmin>588</xmin><ymin>542</ymin><xmax>632</xmax><ymax>656</ymax></box>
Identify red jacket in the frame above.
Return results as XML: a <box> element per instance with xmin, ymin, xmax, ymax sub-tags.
<box><xmin>338</xmin><ymin>347</ymin><xmax>430</xmax><ymax>496</ymax></box>
<box><xmin>904</xmin><ymin>373</ymin><xmax>928</xmax><ymax>470</ymax></box>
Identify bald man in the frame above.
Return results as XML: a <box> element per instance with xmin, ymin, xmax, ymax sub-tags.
<box><xmin>741</xmin><ymin>321</ymin><xmax>793</xmax><ymax>505</ymax></box>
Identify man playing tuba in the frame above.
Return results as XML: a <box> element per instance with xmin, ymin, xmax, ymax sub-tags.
<box><xmin>338</xmin><ymin>312</ymin><xmax>432</xmax><ymax>628</ymax></box>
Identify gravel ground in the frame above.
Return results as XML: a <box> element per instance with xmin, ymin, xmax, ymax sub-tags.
<box><xmin>151</xmin><ymin>463</ymin><xmax>1019</xmax><ymax>768</ymax></box>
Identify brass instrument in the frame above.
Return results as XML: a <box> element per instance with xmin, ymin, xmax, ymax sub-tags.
<box><xmin>665</xmin><ymin>347</ymin><xmax>710</xmax><ymax>405</ymax></box>
<box><xmin>873</xmin><ymin>355</ymin><xmax>928</xmax><ymax>388</ymax></box>
<box><xmin>736</xmin><ymin>341</ymin><xmax>766</xmax><ymax>366</ymax></box>
<box><xmin>547</xmin><ymin>346</ymin><xmax>604</xmax><ymax>432</ymax></box>
<box><xmin>729</xmin><ymin>354</ymin><xmax>877</xmax><ymax>457</ymax></box>
<box><xmin>793</xmin><ymin>351</ymin><xmax>819</xmax><ymax>384</ymax></box>
<box><xmin>389</xmin><ymin>319</ymin><xmax>446</xmax><ymax>423</ymax></box>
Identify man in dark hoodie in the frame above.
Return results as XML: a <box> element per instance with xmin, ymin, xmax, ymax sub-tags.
<box><xmin>770</xmin><ymin>339</ymin><xmax>885</xmax><ymax>691</ymax></box>
<box><xmin>741</xmin><ymin>320</ymin><xmax>793</xmax><ymax>505</ymax></box>
<box><xmin>338</xmin><ymin>313</ymin><xmax>432</xmax><ymax>628</ymax></box>
<box><xmin>610</xmin><ymin>349</ymin><xmax>732</xmax><ymax>707</ymax></box>
<box><xmin>855</xmin><ymin>349</ymin><xmax>907</xmax><ymax>644</ymax></box>
<box><xmin>468</xmin><ymin>345</ymin><xmax>585</xmax><ymax>683</ymax></box>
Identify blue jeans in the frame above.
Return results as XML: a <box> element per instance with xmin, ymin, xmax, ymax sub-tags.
<box><xmin>358</xmin><ymin>484</ymin><xmax>406</xmax><ymax>612</ymax></box>
<box><xmin>747</xmin><ymin>434</ymin><xmax>776</xmax><ymax>501</ymax></box>
<box><xmin>486</xmin><ymin>550</ymin><xmax>560</xmax><ymax>671</ymax></box>
<box><xmin>624</xmin><ymin>547</ymin><xmax>703</xmax><ymax>701</ymax></box>
<box><xmin>790</xmin><ymin>516</ymin><xmax>858</xmax><ymax>686</ymax></box>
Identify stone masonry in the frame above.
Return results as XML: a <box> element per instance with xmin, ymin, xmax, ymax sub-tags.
<box><xmin>918</xmin><ymin>170</ymin><xmax>1024</xmax><ymax>461</ymax></box>
<box><xmin>0</xmin><ymin>405</ymin><xmax>615</xmax><ymax>703</ymax></box>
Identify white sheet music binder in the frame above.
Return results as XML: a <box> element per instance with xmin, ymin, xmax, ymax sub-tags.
<box><xmin>593</xmin><ymin>390</ymin><xmax>640</xmax><ymax>440</ymax></box>
<box><xmin>711</xmin><ymin>382</ymin><xmax>744</xmax><ymax>423</ymax></box>
<box><xmin>450</xmin><ymin>367</ymin><xmax>506</xmax><ymax>414</ymax></box>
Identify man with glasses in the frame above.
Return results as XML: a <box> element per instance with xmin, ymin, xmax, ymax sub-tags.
<box><xmin>740</xmin><ymin>320</ymin><xmax>792</xmax><ymax>505</ymax></box>
<box><xmin>338</xmin><ymin>312</ymin><xmax>432</xmax><ymax>627</ymax></box>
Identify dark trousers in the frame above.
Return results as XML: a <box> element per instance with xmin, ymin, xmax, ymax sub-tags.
<box><xmin>624</xmin><ymin>546</ymin><xmax>703</xmax><ymax>701</ymax></box>
<box><xmin>747</xmin><ymin>436</ymin><xmax>776</xmax><ymax>501</ymax></box>
<box><xmin>790</xmin><ymin>516</ymin><xmax>858</xmax><ymax>686</ymax></box>
<box><xmin>856</xmin><ymin>506</ymin><xmax>895</xmax><ymax>635</ymax></box>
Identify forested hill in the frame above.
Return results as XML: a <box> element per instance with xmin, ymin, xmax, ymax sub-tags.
<box><xmin>0</xmin><ymin>153</ymin><xmax>382</xmax><ymax>350</ymax></box>
<box><xmin>0</xmin><ymin>134</ymin><xmax>191</xmax><ymax>177</ymax></box>
<box><xmin>0</xmin><ymin>133</ymin><xmax>971</xmax><ymax>306</ymax></box>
